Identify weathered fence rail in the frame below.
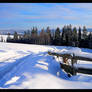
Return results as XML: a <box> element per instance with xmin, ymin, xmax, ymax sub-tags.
<box><xmin>48</xmin><ymin>51</ymin><xmax>92</xmax><ymax>62</ymax></box>
<box><xmin>48</xmin><ymin>51</ymin><xmax>92</xmax><ymax>77</ymax></box>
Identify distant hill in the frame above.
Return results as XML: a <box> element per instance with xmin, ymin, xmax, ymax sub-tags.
<box><xmin>0</xmin><ymin>29</ymin><xmax>28</xmax><ymax>35</ymax></box>
<box><xmin>0</xmin><ymin>28</ymin><xmax>92</xmax><ymax>35</ymax></box>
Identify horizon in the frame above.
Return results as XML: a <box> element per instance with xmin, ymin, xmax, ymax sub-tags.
<box><xmin>0</xmin><ymin>3</ymin><xmax>92</xmax><ymax>31</ymax></box>
<box><xmin>0</xmin><ymin>27</ymin><xmax>92</xmax><ymax>35</ymax></box>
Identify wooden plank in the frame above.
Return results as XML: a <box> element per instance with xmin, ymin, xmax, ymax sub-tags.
<box><xmin>74</xmin><ymin>56</ymin><xmax>92</xmax><ymax>62</ymax></box>
<box><xmin>60</xmin><ymin>63</ymin><xmax>92</xmax><ymax>75</ymax></box>
<box><xmin>48</xmin><ymin>51</ymin><xmax>92</xmax><ymax>62</ymax></box>
<box><xmin>48</xmin><ymin>51</ymin><xmax>72</xmax><ymax>59</ymax></box>
<box><xmin>77</xmin><ymin>67</ymin><xmax>92</xmax><ymax>75</ymax></box>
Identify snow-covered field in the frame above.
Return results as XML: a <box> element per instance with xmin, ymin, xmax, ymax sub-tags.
<box><xmin>0</xmin><ymin>42</ymin><xmax>92</xmax><ymax>89</ymax></box>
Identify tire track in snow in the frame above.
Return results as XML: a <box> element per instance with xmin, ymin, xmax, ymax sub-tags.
<box><xmin>0</xmin><ymin>54</ymin><xmax>31</xmax><ymax>87</ymax></box>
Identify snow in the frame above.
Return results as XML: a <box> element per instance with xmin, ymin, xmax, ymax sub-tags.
<box><xmin>5</xmin><ymin>76</ymin><xmax>20</xmax><ymax>85</ymax></box>
<box><xmin>0</xmin><ymin>42</ymin><xmax>92</xmax><ymax>89</ymax></box>
<box><xmin>0</xmin><ymin>35</ymin><xmax>13</xmax><ymax>42</ymax></box>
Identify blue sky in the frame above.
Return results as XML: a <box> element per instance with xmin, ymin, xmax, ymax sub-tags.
<box><xmin>0</xmin><ymin>3</ymin><xmax>92</xmax><ymax>30</ymax></box>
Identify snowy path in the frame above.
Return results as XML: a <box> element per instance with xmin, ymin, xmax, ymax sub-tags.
<box><xmin>0</xmin><ymin>51</ymin><xmax>68</xmax><ymax>88</ymax></box>
<box><xmin>0</xmin><ymin>42</ymin><xmax>92</xmax><ymax>89</ymax></box>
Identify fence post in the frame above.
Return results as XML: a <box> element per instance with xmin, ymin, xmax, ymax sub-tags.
<box><xmin>71</xmin><ymin>53</ymin><xmax>77</xmax><ymax>75</ymax></box>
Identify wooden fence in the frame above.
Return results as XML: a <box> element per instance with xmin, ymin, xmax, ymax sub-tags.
<box><xmin>48</xmin><ymin>51</ymin><xmax>92</xmax><ymax>77</ymax></box>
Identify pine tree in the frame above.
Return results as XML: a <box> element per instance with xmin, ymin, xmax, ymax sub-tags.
<box><xmin>88</xmin><ymin>32</ymin><xmax>92</xmax><ymax>49</ymax></box>
<box><xmin>7</xmin><ymin>32</ymin><xmax>11</xmax><ymax>40</ymax></box>
<box><xmin>88</xmin><ymin>32</ymin><xmax>92</xmax><ymax>40</ymax></box>
<box><xmin>62</xmin><ymin>25</ymin><xmax>67</xmax><ymax>41</ymax></box>
<box><xmin>54</xmin><ymin>27</ymin><xmax>61</xmax><ymax>45</ymax></box>
<box><xmin>46</xmin><ymin>26</ymin><xmax>52</xmax><ymax>45</ymax></box>
<box><xmin>83</xmin><ymin>26</ymin><xmax>87</xmax><ymax>40</ymax></box>
<box><xmin>34</xmin><ymin>27</ymin><xmax>38</xmax><ymax>36</ymax></box>
<box><xmin>31</xmin><ymin>27</ymin><xmax>38</xmax><ymax>44</ymax></box>
<box><xmin>55</xmin><ymin>27</ymin><xmax>60</xmax><ymax>40</ymax></box>
<box><xmin>14</xmin><ymin>31</ymin><xmax>18</xmax><ymax>40</ymax></box>
<box><xmin>31</xmin><ymin>27</ymin><xmax>38</xmax><ymax>38</ymax></box>
<box><xmin>26</xmin><ymin>30</ymin><xmax>31</xmax><ymax>39</ymax></box>
<box><xmin>78</xmin><ymin>27</ymin><xmax>81</xmax><ymax>41</ymax></box>
<box><xmin>72</xmin><ymin>27</ymin><xmax>78</xmax><ymax>42</ymax></box>
<box><xmin>46</xmin><ymin>27</ymin><xmax>51</xmax><ymax>37</ymax></box>
<box><xmin>34</xmin><ymin>27</ymin><xmax>38</xmax><ymax>44</ymax></box>
<box><xmin>31</xmin><ymin>27</ymin><xmax>35</xmax><ymax>38</ymax></box>
<box><xmin>66</xmin><ymin>24</ymin><xmax>72</xmax><ymax>46</ymax></box>
<box><xmin>39</xmin><ymin>28</ymin><xmax>46</xmax><ymax>45</ymax></box>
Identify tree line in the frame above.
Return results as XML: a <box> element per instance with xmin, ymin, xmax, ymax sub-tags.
<box><xmin>7</xmin><ymin>24</ymin><xmax>92</xmax><ymax>49</ymax></box>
